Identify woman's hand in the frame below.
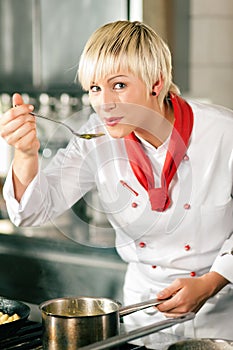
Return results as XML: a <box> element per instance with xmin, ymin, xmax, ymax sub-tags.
<box><xmin>0</xmin><ymin>93</ymin><xmax>40</xmax><ymax>156</ymax></box>
<box><xmin>0</xmin><ymin>93</ymin><xmax>40</xmax><ymax>201</ymax></box>
<box><xmin>156</xmin><ymin>272</ymin><xmax>229</xmax><ymax>317</ymax></box>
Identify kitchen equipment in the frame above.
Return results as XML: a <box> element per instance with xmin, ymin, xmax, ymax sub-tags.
<box><xmin>167</xmin><ymin>338</ymin><xmax>233</xmax><ymax>349</ymax></box>
<box><xmin>30</xmin><ymin>112</ymin><xmax>105</xmax><ymax>139</ymax></box>
<box><xmin>39</xmin><ymin>296</ymin><xmax>194</xmax><ymax>350</ymax></box>
<box><xmin>0</xmin><ymin>297</ymin><xmax>30</xmax><ymax>339</ymax></box>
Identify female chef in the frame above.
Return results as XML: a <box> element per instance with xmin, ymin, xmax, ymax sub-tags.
<box><xmin>1</xmin><ymin>21</ymin><xmax>233</xmax><ymax>339</ymax></box>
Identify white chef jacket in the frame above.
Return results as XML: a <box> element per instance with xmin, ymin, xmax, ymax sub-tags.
<box><xmin>3</xmin><ymin>99</ymin><xmax>233</xmax><ymax>339</ymax></box>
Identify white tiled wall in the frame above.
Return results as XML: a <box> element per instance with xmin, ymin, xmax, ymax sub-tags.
<box><xmin>189</xmin><ymin>0</ymin><xmax>233</xmax><ymax>109</ymax></box>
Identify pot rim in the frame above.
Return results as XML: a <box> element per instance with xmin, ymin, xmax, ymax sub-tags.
<box><xmin>39</xmin><ymin>296</ymin><xmax>122</xmax><ymax>318</ymax></box>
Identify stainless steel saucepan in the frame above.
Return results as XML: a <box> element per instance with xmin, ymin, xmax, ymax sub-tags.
<box><xmin>40</xmin><ymin>296</ymin><xmax>194</xmax><ymax>350</ymax></box>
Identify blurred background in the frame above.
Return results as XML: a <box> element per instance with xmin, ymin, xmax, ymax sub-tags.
<box><xmin>0</xmin><ymin>0</ymin><xmax>232</xmax><ymax>319</ymax></box>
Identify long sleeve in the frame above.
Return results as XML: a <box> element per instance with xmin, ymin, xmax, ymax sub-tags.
<box><xmin>3</xmin><ymin>136</ymin><xmax>96</xmax><ymax>227</ymax></box>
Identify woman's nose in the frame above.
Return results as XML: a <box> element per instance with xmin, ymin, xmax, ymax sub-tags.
<box><xmin>100</xmin><ymin>90</ymin><xmax>116</xmax><ymax>112</ymax></box>
<box><xmin>101</xmin><ymin>101</ymin><xmax>116</xmax><ymax>112</ymax></box>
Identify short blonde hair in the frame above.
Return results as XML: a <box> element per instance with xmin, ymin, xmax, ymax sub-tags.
<box><xmin>77</xmin><ymin>20</ymin><xmax>179</xmax><ymax>107</ymax></box>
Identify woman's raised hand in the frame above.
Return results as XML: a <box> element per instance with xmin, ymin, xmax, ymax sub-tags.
<box><xmin>0</xmin><ymin>93</ymin><xmax>40</xmax><ymax>156</ymax></box>
<box><xmin>0</xmin><ymin>93</ymin><xmax>40</xmax><ymax>201</ymax></box>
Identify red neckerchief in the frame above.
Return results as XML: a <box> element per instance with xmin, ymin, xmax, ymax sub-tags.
<box><xmin>124</xmin><ymin>93</ymin><xmax>194</xmax><ymax>211</ymax></box>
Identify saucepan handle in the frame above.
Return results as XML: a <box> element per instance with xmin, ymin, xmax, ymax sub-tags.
<box><xmin>79</xmin><ymin>312</ymin><xmax>195</xmax><ymax>350</ymax></box>
<box><xmin>119</xmin><ymin>298</ymin><xmax>169</xmax><ymax>317</ymax></box>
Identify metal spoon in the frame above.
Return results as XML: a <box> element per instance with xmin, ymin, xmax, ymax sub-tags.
<box><xmin>30</xmin><ymin>112</ymin><xmax>105</xmax><ymax>139</ymax></box>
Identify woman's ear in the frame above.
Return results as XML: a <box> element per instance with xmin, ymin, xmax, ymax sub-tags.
<box><xmin>152</xmin><ymin>76</ymin><xmax>164</xmax><ymax>96</ymax></box>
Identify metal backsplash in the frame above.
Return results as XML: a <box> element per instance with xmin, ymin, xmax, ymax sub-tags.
<box><xmin>0</xmin><ymin>0</ymin><xmax>129</xmax><ymax>94</ymax></box>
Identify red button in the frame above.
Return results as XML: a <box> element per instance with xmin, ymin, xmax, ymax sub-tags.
<box><xmin>184</xmin><ymin>244</ymin><xmax>191</xmax><ymax>251</ymax></box>
<box><xmin>131</xmin><ymin>202</ymin><xmax>138</xmax><ymax>208</ymax></box>
<box><xmin>184</xmin><ymin>203</ymin><xmax>191</xmax><ymax>210</ymax></box>
<box><xmin>190</xmin><ymin>271</ymin><xmax>196</xmax><ymax>277</ymax></box>
<box><xmin>139</xmin><ymin>242</ymin><xmax>146</xmax><ymax>248</ymax></box>
<box><xmin>183</xmin><ymin>154</ymin><xmax>189</xmax><ymax>161</ymax></box>
<box><xmin>151</xmin><ymin>265</ymin><xmax>157</xmax><ymax>269</ymax></box>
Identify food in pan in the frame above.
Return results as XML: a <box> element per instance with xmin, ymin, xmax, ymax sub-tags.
<box><xmin>0</xmin><ymin>311</ymin><xmax>20</xmax><ymax>324</ymax></box>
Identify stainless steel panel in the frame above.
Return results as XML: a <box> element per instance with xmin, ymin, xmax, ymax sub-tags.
<box><xmin>0</xmin><ymin>0</ymin><xmax>128</xmax><ymax>93</ymax></box>
<box><xmin>0</xmin><ymin>0</ymin><xmax>33</xmax><ymax>90</ymax></box>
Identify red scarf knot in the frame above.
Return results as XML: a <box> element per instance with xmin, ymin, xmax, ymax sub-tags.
<box><xmin>148</xmin><ymin>187</ymin><xmax>170</xmax><ymax>211</ymax></box>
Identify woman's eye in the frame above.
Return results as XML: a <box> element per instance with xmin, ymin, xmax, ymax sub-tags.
<box><xmin>114</xmin><ymin>82</ymin><xmax>126</xmax><ymax>90</ymax></box>
<box><xmin>90</xmin><ymin>85</ymin><xmax>100</xmax><ymax>92</ymax></box>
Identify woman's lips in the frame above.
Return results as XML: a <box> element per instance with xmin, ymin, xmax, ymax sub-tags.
<box><xmin>104</xmin><ymin>117</ymin><xmax>123</xmax><ymax>127</ymax></box>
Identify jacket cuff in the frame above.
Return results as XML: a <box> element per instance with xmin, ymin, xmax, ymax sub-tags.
<box><xmin>210</xmin><ymin>253</ymin><xmax>233</xmax><ymax>283</ymax></box>
<box><xmin>3</xmin><ymin>165</ymin><xmax>47</xmax><ymax>226</ymax></box>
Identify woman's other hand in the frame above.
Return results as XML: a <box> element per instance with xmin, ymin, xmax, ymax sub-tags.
<box><xmin>156</xmin><ymin>272</ymin><xmax>229</xmax><ymax>317</ymax></box>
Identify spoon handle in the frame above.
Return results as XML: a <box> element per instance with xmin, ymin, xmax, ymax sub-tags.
<box><xmin>30</xmin><ymin>112</ymin><xmax>74</xmax><ymax>134</ymax></box>
<box><xmin>31</xmin><ymin>112</ymin><xmax>105</xmax><ymax>139</ymax></box>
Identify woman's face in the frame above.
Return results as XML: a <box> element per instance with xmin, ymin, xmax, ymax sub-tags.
<box><xmin>88</xmin><ymin>71</ymin><xmax>163</xmax><ymax>139</ymax></box>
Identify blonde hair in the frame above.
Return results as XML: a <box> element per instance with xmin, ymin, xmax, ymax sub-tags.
<box><xmin>77</xmin><ymin>20</ymin><xmax>180</xmax><ymax>107</ymax></box>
